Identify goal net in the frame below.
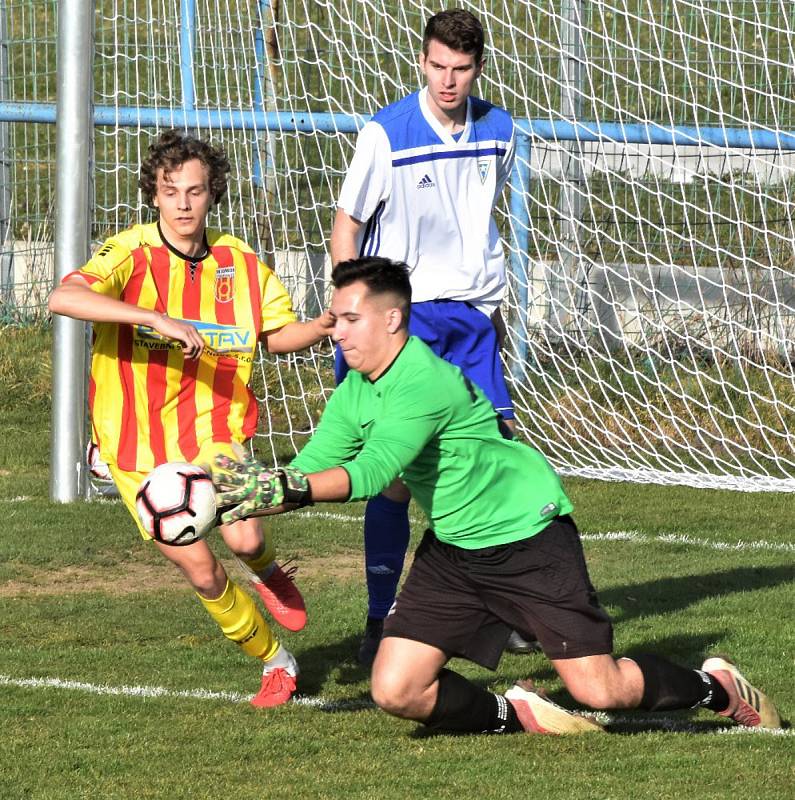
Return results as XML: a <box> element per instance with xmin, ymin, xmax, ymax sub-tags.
<box><xmin>8</xmin><ymin>1</ymin><xmax>795</xmax><ymax>492</ymax></box>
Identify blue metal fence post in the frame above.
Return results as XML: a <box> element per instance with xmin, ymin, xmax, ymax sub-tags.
<box><xmin>509</xmin><ymin>132</ymin><xmax>532</xmax><ymax>379</ymax></box>
<box><xmin>0</xmin><ymin>4</ymin><xmax>13</xmax><ymax>313</ymax></box>
<box><xmin>251</xmin><ymin>0</ymin><xmax>270</xmax><ymax>188</ymax></box>
<box><xmin>556</xmin><ymin>0</ymin><xmax>586</xmax><ymax>336</ymax></box>
<box><xmin>180</xmin><ymin>0</ymin><xmax>196</xmax><ymax>117</ymax></box>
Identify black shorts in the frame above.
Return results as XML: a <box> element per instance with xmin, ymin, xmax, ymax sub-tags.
<box><xmin>382</xmin><ymin>516</ymin><xmax>613</xmax><ymax>669</ymax></box>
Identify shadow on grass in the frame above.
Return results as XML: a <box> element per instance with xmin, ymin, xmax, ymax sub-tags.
<box><xmin>410</xmin><ymin>716</ymin><xmax>760</xmax><ymax>738</ymax></box>
<box><xmin>603</xmin><ymin>717</ymin><xmax>748</xmax><ymax>735</ymax></box>
<box><xmin>597</xmin><ymin>563</ymin><xmax>794</xmax><ymax>624</ymax></box>
<box><xmin>295</xmin><ymin>631</ymin><xmax>374</xmax><ymax>709</ymax></box>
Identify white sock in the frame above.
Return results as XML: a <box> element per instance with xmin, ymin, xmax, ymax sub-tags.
<box><xmin>264</xmin><ymin>644</ymin><xmax>299</xmax><ymax>677</ymax></box>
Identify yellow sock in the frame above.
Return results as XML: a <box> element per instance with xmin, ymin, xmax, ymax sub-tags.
<box><xmin>198</xmin><ymin>578</ymin><xmax>279</xmax><ymax>661</ymax></box>
<box><xmin>242</xmin><ymin>519</ymin><xmax>276</xmax><ymax>574</ymax></box>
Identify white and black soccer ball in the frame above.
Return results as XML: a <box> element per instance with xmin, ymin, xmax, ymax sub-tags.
<box><xmin>86</xmin><ymin>441</ymin><xmax>113</xmax><ymax>483</ymax></box>
<box><xmin>135</xmin><ymin>462</ymin><xmax>217</xmax><ymax>546</ymax></box>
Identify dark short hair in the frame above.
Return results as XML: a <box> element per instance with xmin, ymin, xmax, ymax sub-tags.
<box><xmin>422</xmin><ymin>9</ymin><xmax>484</xmax><ymax>63</ymax></box>
<box><xmin>332</xmin><ymin>257</ymin><xmax>412</xmax><ymax>325</ymax></box>
<box><xmin>139</xmin><ymin>130</ymin><xmax>231</xmax><ymax>207</ymax></box>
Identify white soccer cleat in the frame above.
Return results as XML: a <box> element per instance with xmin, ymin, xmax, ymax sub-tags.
<box><xmin>505</xmin><ymin>680</ymin><xmax>605</xmax><ymax>735</ymax></box>
<box><xmin>702</xmin><ymin>657</ymin><xmax>781</xmax><ymax>729</ymax></box>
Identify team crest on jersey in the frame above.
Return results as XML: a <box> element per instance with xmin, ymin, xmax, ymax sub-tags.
<box><xmin>478</xmin><ymin>160</ymin><xmax>491</xmax><ymax>184</ymax></box>
<box><xmin>214</xmin><ymin>266</ymin><xmax>235</xmax><ymax>303</ymax></box>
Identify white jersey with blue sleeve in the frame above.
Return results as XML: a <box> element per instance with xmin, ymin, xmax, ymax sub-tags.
<box><xmin>337</xmin><ymin>87</ymin><xmax>515</xmax><ymax>316</ymax></box>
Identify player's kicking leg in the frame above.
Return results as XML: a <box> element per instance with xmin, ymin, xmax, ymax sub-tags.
<box><xmin>221</xmin><ymin>516</ymin><xmax>307</xmax><ymax>632</ymax></box>
<box><xmin>156</xmin><ymin>537</ymin><xmax>298</xmax><ymax>707</ymax></box>
<box><xmin>201</xmin><ymin>443</ymin><xmax>306</xmax><ymax>632</ymax></box>
<box><xmin>110</xmin><ymin>457</ymin><xmax>299</xmax><ymax>707</ymax></box>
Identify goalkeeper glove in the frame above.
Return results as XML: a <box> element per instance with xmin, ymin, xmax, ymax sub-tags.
<box><xmin>212</xmin><ymin>455</ymin><xmax>312</xmax><ymax>524</ymax></box>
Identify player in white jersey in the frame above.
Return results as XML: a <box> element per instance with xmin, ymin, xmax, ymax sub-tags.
<box><xmin>330</xmin><ymin>9</ymin><xmax>535</xmax><ymax>663</ymax></box>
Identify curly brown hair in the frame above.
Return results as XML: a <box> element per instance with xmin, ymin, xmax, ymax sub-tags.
<box><xmin>138</xmin><ymin>130</ymin><xmax>231</xmax><ymax>207</ymax></box>
<box><xmin>422</xmin><ymin>9</ymin><xmax>484</xmax><ymax>63</ymax></box>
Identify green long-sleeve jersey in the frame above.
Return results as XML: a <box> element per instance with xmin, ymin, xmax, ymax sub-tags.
<box><xmin>292</xmin><ymin>336</ymin><xmax>572</xmax><ymax>549</ymax></box>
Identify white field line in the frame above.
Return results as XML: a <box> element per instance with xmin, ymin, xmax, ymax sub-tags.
<box><xmin>3</xmin><ymin>500</ymin><xmax>792</xmax><ymax>554</ymax></box>
<box><xmin>0</xmin><ymin>673</ymin><xmax>368</xmax><ymax>711</ymax></box>
<box><xmin>300</xmin><ymin>510</ymin><xmax>795</xmax><ymax>554</ymax></box>
<box><xmin>580</xmin><ymin>530</ymin><xmax>795</xmax><ymax>554</ymax></box>
<box><xmin>0</xmin><ymin>674</ymin><xmax>790</xmax><ymax>736</ymax></box>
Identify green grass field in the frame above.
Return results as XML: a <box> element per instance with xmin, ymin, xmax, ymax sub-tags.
<box><xmin>1</xmin><ymin>328</ymin><xmax>793</xmax><ymax>800</ymax></box>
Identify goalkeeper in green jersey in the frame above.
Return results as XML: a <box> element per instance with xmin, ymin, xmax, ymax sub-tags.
<box><xmin>212</xmin><ymin>256</ymin><xmax>781</xmax><ymax>735</ymax></box>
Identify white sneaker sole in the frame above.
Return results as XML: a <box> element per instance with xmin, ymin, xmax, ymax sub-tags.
<box><xmin>505</xmin><ymin>684</ymin><xmax>605</xmax><ymax>735</ymax></box>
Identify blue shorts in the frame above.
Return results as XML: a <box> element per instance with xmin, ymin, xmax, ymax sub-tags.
<box><xmin>334</xmin><ymin>299</ymin><xmax>514</xmax><ymax>419</ymax></box>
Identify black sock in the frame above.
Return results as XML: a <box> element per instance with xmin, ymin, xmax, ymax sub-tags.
<box><xmin>699</xmin><ymin>673</ymin><xmax>731</xmax><ymax>712</ymax></box>
<box><xmin>424</xmin><ymin>669</ymin><xmax>523</xmax><ymax>734</ymax></box>
<box><xmin>630</xmin><ymin>654</ymin><xmax>730</xmax><ymax>711</ymax></box>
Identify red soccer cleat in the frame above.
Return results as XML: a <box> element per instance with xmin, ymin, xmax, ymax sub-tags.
<box><xmin>251</xmin><ymin>649</ymin><xmax>299</xmax><ymax>708</ymax></box>
<box><xmin>251</xmin><ymin>667</ymin><xmax>297</xmax><ymax>708</ymax></box>
<box><xmin>251</xmin><ymin>561</ymin><xmax>307</xmax><ymax>632</ymax></box>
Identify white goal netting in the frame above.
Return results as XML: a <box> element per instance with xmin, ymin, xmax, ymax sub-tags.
<box><xmin>7</xmin><ymin>0</ymin><xmax>795</xmax><ymax>491</ymax></box>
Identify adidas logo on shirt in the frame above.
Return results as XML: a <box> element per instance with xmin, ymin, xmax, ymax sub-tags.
<box><xmin>416</xmin><ymin>174</ymin><xmax>435</xmax><ymax>189</ymax></box>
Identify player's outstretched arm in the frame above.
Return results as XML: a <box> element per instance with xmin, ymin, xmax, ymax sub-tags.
<box><xmin>49</xmin><ymin>277</ymin><xmax>206</xmax><ymax>358</ymax></box>
<box><xmin>260</xmin><ymin>310</ymin><xmax>335</xmax><ymax>354</ymax></box>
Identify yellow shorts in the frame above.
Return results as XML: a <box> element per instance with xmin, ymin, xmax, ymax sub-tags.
<box><xmin>107</xmin><ymin>441</ymin><xmax>244</xmax><ymax>541</ymax></box>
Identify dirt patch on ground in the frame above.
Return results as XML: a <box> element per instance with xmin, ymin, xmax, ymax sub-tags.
<box><xmin>1</xmin><ymin>562</ymin><xmax>186</xmax><ymax>597</ymax></box>
<box><xmin>1</xmin><ymin>551</ymin><xmax>363</xmax><ymax>597</ymax></box>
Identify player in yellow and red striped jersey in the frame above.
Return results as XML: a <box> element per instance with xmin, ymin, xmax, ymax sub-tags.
<box><xmin>49</xmin><ymin>130</ymin><xmax>333</xmax><ymax>707</ymax></box>
<box><xmin>73</xmin><ymin>223</ymin><xmax>296</xmax><ymax>472</ymax></box>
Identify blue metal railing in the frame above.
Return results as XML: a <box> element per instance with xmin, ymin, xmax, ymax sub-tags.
<box><xmin>3</xmin><ymin>100</ymin><xmax>795</xmax><ymax>149</ymax></box>
<box><xmin>5</xmin><ymin>99</ymin><xmax>795</xmax><ymax>367</ymax></box>
<box><xmin>3</xmin><ymin>98</ymin><xmax>795</xmax><ymax>367</ymax></box>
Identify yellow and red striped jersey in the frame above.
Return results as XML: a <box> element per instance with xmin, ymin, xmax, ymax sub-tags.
<box><xmin>65</xmin><ymin>222</ymin><xmax>297</xmax><ymax>472</ymax></box>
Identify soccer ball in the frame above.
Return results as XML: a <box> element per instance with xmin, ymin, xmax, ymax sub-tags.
<box><xmin>135</xmin><ymin>462</ymin><xmax>217</xmax><ymax>546</ymax></box>
<box><xmin>86</xmin><ymin>441</ymin><xmax>113</xmax><ymax>483</ymax></box>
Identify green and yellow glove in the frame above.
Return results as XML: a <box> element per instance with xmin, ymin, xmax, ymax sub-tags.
<box><xmin>212</xmin><ymin>455</ymin><xmax>312</xmax><ymax>524</ymax></box>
